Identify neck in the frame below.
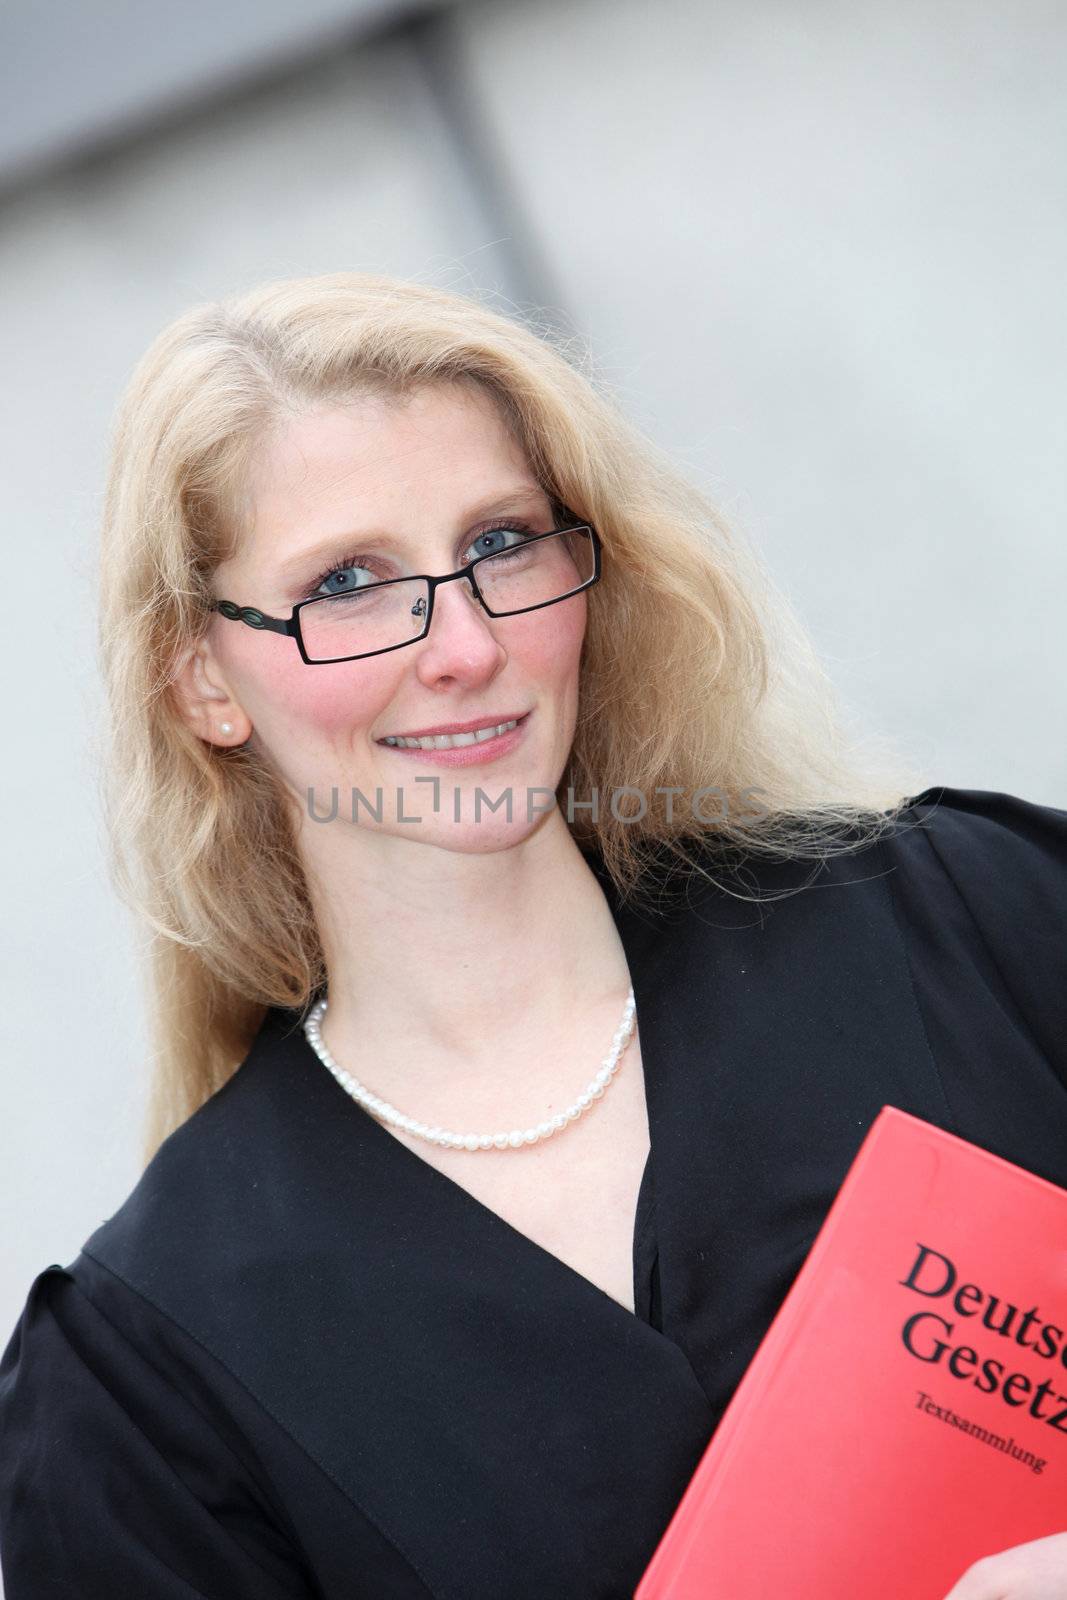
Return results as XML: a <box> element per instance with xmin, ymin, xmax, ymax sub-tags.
<box><xmin>300</xmin><ymin>813</ymin><xmax>632</xmax><ymax>1105</ymax></box>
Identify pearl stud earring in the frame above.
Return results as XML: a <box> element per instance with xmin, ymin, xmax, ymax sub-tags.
<box><xmin>219</xmin><ymin>722</ymin><xmax>234</xmax><ymax>736</ymax></box>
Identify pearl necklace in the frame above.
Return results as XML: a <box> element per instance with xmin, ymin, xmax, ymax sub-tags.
<box><xmin>303</xmin><ymin>986</ymin><xmax>637</xmax><ymax>1151</ymax></box>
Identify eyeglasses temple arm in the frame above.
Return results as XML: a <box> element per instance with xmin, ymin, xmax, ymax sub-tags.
<box><xmin>213</xmin><ymin>600</ymin><xmax>295</xmax><ymax>637</ymax></box>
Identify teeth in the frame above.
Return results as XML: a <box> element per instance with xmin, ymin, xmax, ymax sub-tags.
<box><xmin>382</xmin><ymin>719</ymin><xmax>519</xmax><ymax>750</ymax></box>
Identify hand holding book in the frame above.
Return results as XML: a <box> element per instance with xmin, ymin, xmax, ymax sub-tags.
<box><xmin>941</xmin><ymin>1529</ymin><xmax>1067</xmax><ymax>1598</ymax></box>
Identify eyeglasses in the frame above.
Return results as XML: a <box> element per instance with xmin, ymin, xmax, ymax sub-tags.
<box><xmin>210</xmin><ymin>522</ymin><xmax>602</xmax><ymax>664</ymax></box>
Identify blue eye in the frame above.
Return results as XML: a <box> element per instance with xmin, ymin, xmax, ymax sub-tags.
<box><xmin>307</xmin><ymin>553</ymin><xmax>376</xmax><ymax>598</ymax></box>
<box><xmin>464</xmin><ymin>521</ymin><xmax>536</xmax><ymax>562</ymax></box>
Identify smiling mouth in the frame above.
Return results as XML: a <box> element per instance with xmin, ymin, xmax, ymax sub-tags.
<box><xmin>379</xmin><ymin>715</ymin><xmax>527</xmax><ymax>751</ymax></box>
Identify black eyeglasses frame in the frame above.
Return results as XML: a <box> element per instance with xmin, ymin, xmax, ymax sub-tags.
<box><xmin>210</xmin><ymin>523</ymin><xmax>602</xmax><ymax>665</ymax></box>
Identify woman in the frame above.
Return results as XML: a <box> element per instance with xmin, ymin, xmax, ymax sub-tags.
<box><xmin>1</xmin><ymin>272</ymin><xmax>1065</xmax><ymax>1599</ymax></box>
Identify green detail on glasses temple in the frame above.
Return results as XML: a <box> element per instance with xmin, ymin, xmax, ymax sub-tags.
<box><xmin>216</xmin><ymin>604</ymin><xmax>269</xmax><ymax>628</ymax></box>
<box><xmin>210</xmin><ymin>523</ymin><xmax>602</xmax><ymax>666</ymax></box>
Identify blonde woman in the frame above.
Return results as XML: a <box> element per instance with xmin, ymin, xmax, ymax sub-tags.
<box><xmin>2</xmin><ymin>273</ymin><xmax>1065</xmax><ymax>1600</ymax></box>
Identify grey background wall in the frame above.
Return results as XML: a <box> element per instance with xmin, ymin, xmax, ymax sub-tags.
<box><xmin>2</xmin><ymin>0</ymin><xmax>1064</xmax><ymax>1337</ymax></box>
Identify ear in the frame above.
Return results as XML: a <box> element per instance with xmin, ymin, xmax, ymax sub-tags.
<box><xmin>170</xmin><ymin>639</ymin><xmax>251</xmax><ymax>747</ymax></box>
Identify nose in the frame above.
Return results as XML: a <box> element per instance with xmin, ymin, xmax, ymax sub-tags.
<box><xmin>414</xmin><ymin>572</ymin><xmax>505</xmax><ymax>681</ymax></box>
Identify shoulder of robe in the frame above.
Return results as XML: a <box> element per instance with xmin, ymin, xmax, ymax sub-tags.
<box><xmin>593</xmin><ymin>781</ymin><xmax>1067</xmax><ymax>959</ymax></box>
<box><xmin>878</xmin><ymin>782</ymin><xmax>1067</xmax><ymax>1075</ymax></box>
<box><xmin>76</xmin><ymin>1005</ymin><xmax>303</xmax><ymax>1301</ymax></box>
<box><xmin>880</xmin><ymin>781</ymin><xmax>1067</xmax><ymax>913</ymax></box>
<box><xmin>0</xmin><ymin>1259</ymin><xmax>317</xmax><ymax>1597</ymax></box>
<box><xmin>660</xmin><ymin>781</ymin><xmax>1067</xmax><ymax>905</ymax></box>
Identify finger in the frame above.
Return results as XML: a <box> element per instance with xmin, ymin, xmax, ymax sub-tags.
<box><xmin>939</xmin><ymin>1554</ymin><xmax>1006</xmax><ymax>1600</ymax></box>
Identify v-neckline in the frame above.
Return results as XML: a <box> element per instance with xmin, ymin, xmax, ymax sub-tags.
<box><xmin>306</xmin><ymin>1017</ymin><xmax>659</xmax><ymax>1331</ymax></box>
<box><xmin>290</xmin><ymin>848</ymin><xmax>680</xmax><ymax>1341</ymax></box>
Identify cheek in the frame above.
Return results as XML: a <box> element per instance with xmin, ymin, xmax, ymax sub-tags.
<box><xmin>508</xmin><ymin>594</ymin><xmax>587</xmax><ymax>682</ymax></box>
<box><xmin>234</xmin><ymin>637</ymin><xmax>401</xmax><ymax>740</ymax></box>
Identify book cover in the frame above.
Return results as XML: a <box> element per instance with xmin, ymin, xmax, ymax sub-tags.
<box><xmin>635</xmin><ymin>1106</ymin><xmax>1067</xmax><ymax>1599</ymax></box>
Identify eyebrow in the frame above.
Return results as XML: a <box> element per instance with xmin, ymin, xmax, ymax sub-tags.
<box><xmin>273</xmin><ymin>485</ymin><xmax>553</xmax><ymax>590</ymax></box>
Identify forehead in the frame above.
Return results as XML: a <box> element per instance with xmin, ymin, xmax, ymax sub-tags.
<box><xmin>245</xmin><ymin>382</ymin><xmax>536</xmax><ymax>519</ymax></box>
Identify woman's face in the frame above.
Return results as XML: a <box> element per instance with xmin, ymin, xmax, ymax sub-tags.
<box><xmin>189</xmin><ymin>381</ymin><xmax>588</xmax><ymax>855</ymax></box>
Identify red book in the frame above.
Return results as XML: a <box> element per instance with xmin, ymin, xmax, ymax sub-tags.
<box><xmin>635</xmin><ymin>1106</ymin><xmax>1067</xmax><ymax>1599</ymax></box>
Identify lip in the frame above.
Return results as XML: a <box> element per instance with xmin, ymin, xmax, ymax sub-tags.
<box><xmin>378</xmin><ymin>711</ymin><xmax>530</xmax><ymax>740</ymax></box>
<box><xmin>376</xmin><ymin>711</ymin><xmax>532</xmax><ymax>766</ymax></box>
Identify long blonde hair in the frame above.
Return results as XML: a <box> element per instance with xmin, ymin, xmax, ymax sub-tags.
<box><xmin>95</xmin><ymin>272</ymin><xmax>925</xmax><ymax>1165</ymax></box>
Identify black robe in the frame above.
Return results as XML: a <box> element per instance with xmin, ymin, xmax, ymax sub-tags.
<box><xmin>2</xmin><ymin>785</ymin><xmax>1067</xmax><ymax>1599</ymax></box>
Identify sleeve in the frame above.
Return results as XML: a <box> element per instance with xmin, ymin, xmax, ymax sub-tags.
<box><xmin>903</xmin><ymin>785</ymin><xmax>1067</xmax><ymax>1086</ymax></box>
<box><xmin>0</xmin><ymin>1264</ymin><xmax>316</xmax><ymax>1599</ymax></box>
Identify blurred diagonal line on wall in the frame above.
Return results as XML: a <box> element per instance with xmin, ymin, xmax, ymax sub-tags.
<box><xmin>402</xmin><ymin>4</ymin><xmax>578</xmax><ymax>343</ymax></box>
